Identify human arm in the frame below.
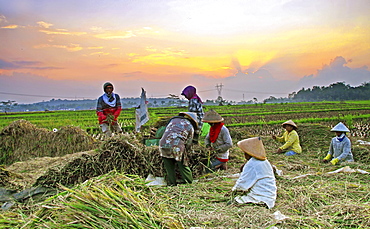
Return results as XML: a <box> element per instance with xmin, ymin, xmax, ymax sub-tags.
<box><xmin>213</xmin><ymin>127</ymin><xmax>233</xmax><ymax>153</ymax></box>
<box><xmin>115</xmin><ymin>94</ymin><xmax>122</xmax><ymax>108</ymax></box>
<box><xmin>232</xmin><ymin>161</ymin><xmax>257</xmax><ymax>191</ymax></box>
<box><xmin>274</xmin><ymin>133</ymin><xmax>285</xmax><ymax>142</ymax></box>
<box><xmin>323</xmin><ymin>140</ymin><xmax>333</xmax><ymax>163</ymax></box>
<box><xmin>278</xmin><ymin>131</ymin><xmax>297</xmax><ymax>151</ymax></box>
<box><xmin>96</xmin><ymin>97</ymin><xmax>107</xmax><ymax>123</ymax></box>
<box><xmin>323</xmin><ymin>138</ymin><xmax>334</xmax><ymax>163</ymax></box>
<box><xmin>113</xmin><ymin>107</ymin><xmax>122</xmax><ymax>121</ymax></box>
<box><xmin>185</xmin><ymin>123</ymin><xmax>195</xmax><ymax>150</ymax></box>
<box><xmin>204</xmin><ymin>133</ymin><xmax>211</xmax><ymax>147</ymax></box>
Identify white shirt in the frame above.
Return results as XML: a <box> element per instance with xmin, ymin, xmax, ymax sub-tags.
<box><xmin>232</xmin><ymin>157</ymin><xmax>277</xmax><ymax>209</ymax></box>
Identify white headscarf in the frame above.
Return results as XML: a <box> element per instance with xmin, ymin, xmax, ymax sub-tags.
<box><xmin>102</xmin><ymin>92</ymin><xmax>116</xmax><ymax>107</ymax></box>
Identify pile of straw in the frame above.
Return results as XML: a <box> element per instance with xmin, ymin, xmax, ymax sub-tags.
<box><xmin>0</xmin><ymin>120</ymin><xmax>98</xmax><ymax>165</ymax></box>
<box><xmin>35</xmin><ymin>134</ymin><xmax>214</xmax><ymax>188</ymax></box>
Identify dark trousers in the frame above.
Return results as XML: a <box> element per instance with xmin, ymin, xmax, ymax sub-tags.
<box><xmin>162</xmin><ymin>157</ymin><xmax>193</xmax><ymax>186</ymax></box>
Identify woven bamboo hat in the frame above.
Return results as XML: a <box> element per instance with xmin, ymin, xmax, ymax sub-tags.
<box><xmin>331</xmin><ymin>122</ymin><xmax>350</xmax><ymax>132</ymax></box>
<box><xmin>202</xmin><ymin>109</ymin><xmax>224</xmax><ymax>123</ymax></box>
<box><xmin>179</xmin><ymin>112</ymin><xmax>199</xmax><ymax>129</ymax></box>
<box><xmin>282</xmin><ymin>120</ymin><xmax>298</xmax><ymax>129</ymax></box>
<box><xmin>237</xmin><ymin>137</ymin><xmax>267</xmax><ymax>160</ymax></box>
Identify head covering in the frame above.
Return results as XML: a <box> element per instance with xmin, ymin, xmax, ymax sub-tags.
<box><xmin>179</xmin><ymin>112</ymin><xmax>199</xmax><ymax>129</ymax></box>
<box><xmin>202</xmin><ymin>109</ymin><xmax>224</xmax><ymax>123</ymax></box>
<box><xmin>103</xmin><ymin>82</ymin><xmax>114</xmax><ymax>93</ymax></box>
<box><xmin>209</xmin><ymin>122</ymin><xmax>224</xmax><ymax>143</ymax></box>
<box><xmin>237</xmin><ymin>137</ymin><xmax>267</xmax><ymax>160</ymax></box>
<box><xmin>282</xmin><ymin>120</ymin><xmax>298</xmax><ymax>129</ymax></box>
<box><xmin>181</xmin><ymin>85</ymin><xmax>203</xmax><ymax>103</ymax></box>
<box><xmin>331</xmin><ymin>122</ymin><xmax>350</xmax><ymax>132</ymax></box>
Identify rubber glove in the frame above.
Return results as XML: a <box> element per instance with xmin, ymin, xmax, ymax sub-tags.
<box><xmin>323</xmin><ymin>154</ymin><xmax>331</xmax><ymax>163</ymax></box>
<box><xmin>330</xmin><ymin>158</ymin><xmax>339</xmax><ymax>165</ymax></box>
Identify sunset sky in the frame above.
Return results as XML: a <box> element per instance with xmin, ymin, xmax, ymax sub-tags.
<box><xmin>1</xmin><ymin>0</ymin><xmax>369</xmax><ymax>104</ymax></box>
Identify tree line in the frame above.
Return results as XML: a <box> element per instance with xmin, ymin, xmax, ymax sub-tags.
<box><xmin>264</xmin><ymin>82</ymin><xmax>370</xmax><ymax>103</ymax></box>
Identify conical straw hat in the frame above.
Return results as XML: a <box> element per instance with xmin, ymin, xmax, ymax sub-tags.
<box><xmin>331</xmin><ymin>122</ymin><xmax>350</xmax><ymax>132</ymax></box>
<box><xmin>282</xmin><ymin>120</ymin><xmax>298</xmax><ymax>129</ymax></box>
<box><xmin>202</xmin><ymin>109</ymin><xmax>224</xmax><ymax>123</ymax></box>
<box><xmin>179</xmin><ymin>112</ymin><xmax>199</xmax><ymax>129</ymax></box>
<box><xmin>237</xmin><ymin>137</ymin><xmax>267</xmax><ymax>160</ymax></box>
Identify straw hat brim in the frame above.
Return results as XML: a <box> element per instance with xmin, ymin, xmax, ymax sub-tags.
<box><xmin>330</xmin><ymin>122</ymin><xmax>350</xmax><ymax>132</ymax></box>
<box><xmin>179</xmin><ymin>112</ymin><xmax>199</xmax><ymax>129</ymax></box>
<box><xmin>282</xmin><ymin>120</ymin><xmax>298</xmax><ymax>129</ymax></box>
<box><xmin>237</xmin><ymin>137</ymin><xmax>267</xmax><ymax>160</ymax></box>
<box><xmin>202</xmin><ymin>118</ymin><xmax>224</xmax><ymax>123</ymax></box>
<box><xmin>202</xmin><ymin>109</ymin><xmax>224</xmax><ymax>123</ymax></box>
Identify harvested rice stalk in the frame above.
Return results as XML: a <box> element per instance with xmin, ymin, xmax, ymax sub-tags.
<box><xmin>25</xmin><ymin>171</ymin><xmax>184</xmax><ymax>229</ymax></box>
<box><xmin>35</xmin><ymin>134</ymin><xmax>215</xmax><ymax>188</ymax></box>
<box><xmin>0</xmin><ymin>120</ymin><xmax>98</xmax><ymax>165</ymax></box>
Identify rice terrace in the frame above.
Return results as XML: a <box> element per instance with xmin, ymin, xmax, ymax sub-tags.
<box><xmin>0</xmin><ymin>100</ymin><xmax>369</xmax><ymax>228</ymax></box>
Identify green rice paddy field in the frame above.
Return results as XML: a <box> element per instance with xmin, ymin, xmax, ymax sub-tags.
<box><xmin>0</xmin><ymin>100</ymin><xmax>369</xmax><ymax>228</ymax></box>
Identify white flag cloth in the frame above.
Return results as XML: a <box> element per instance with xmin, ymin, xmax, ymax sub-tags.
<box><xmin>135</xmin><ymin>88</ymin><xmax>149</xmax><ymax>132</ymax></box>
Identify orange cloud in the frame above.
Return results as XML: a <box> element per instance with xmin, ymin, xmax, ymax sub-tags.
<box><xmin>37</xmin><ymin>21</ymin><xmax>53</xmax><ymax>28</ymax></box>
<box><xmin>39</xmin><ymin>28</ymin><xmax>86</xmax><ymax>35</ymax></box>
<box><xmin>1</xmin><ymin>24</ymin><xmax>21</xmax><ymax>29</ymax></box>
<box><xmin>33</xmin><ymin>43</ymin><xmax>83</xmax><ymax>52</ymax></box>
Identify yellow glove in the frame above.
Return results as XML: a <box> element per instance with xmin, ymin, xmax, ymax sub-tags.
<box><xmin>323</xmin><ymin>154</ymin><xmax>331</xmax><ymax>161</ymax></box>
<box><xmin>330</xmin><ymin>158</ymin><xmax>339</xmax><ymax>165</ymax></box>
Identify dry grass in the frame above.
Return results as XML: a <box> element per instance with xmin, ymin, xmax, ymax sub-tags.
<box><xmin>0</xmin><ymin>119</ymin><xmax>98</xmax><ymax>165</ymax></box>
<box><xmin>0</xmin><ymin>122</ymin><xmax>369</xmax><ymax>228</ymax></box>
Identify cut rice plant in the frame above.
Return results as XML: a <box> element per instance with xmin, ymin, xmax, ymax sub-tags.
<box><xmin>22</xmin><ymin>171</ymin><xmax>184</xmax><ymax>229</ymax></box>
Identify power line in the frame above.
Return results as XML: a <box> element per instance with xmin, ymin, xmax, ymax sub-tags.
<box><xmin>1</xmin><ymin>87</ymin><xmax>288</xmax><ymax>101</ymax></box>
<box><xmin>223</xmin><ymin>88</ymin><xmax>288</xmax><ymax>95</ymax></box>
<box><xmin>0</xmin><ymin>91</ymin><xmax>93</xmax><ymax>99</ymax></box>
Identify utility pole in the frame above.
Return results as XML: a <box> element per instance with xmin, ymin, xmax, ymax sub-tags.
<box><xmin>216</xmin><ymin>83</ymin><xmax>223</xmax><ymax>97</ymax></box>
<box><xmin>215</xmin><ymin>83</ymin><xmax>224</xmax><ymax>105</ymax></box>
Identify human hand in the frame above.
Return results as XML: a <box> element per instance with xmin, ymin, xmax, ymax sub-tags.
<box><xmin>323</xmin><ymin>154</ymin><xmax>331</xmax><ymax>162</ymax></box>
<box><xmin>98</xmin><ymin>114</ymin><xmax>107</xmax><ymax>123</ymax></box>
<box><xmin>276</xmin><ymin>148</ymin><xmax>283</xmax><ymax>154</ymax></box>
<box><xmin>330</xmin><ymin>158</ymin><xmax>339</xmax><ymax>165</ymax></box>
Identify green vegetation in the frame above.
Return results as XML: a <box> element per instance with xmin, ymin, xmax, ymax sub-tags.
<box><xmin>0</xmin><ymin>100</ymin><xmax>369</xmax><ymax>228</ymax></box>
<box><xmin>290</xmin><ymin>82</ymin><xmax>370</xmax><ymax>102</ymax></box>
<box><xmin>1</xmin><ymin>100</ymin><xmax>369</xmax><ymax>134</ymax></box>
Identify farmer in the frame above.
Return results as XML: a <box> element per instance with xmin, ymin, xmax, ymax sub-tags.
<box><xmin>181</xmin><ymin>85</ymin><xmax>204</xmax><ymax>144</ymax></box>
<box><xmin>202</xmin><ymin>109</ymin><xmax>233</xmax><ymax>172</ymax></box>
<box><xmin>159</xmin><ymin>112</ymin><xmax>199</xmax><ymax>186</ymax></box>
<box><xmin>228</xmin><ymin>137</ymin><xmax>277</xmax><ymax>209</ymax></box>
<box><xmin>272</xmin><ymin>120</ymin><xmax>302</xmax><ymax>156</ymax></box>
<box><xmin>323</xmin><ymin>122</ymin><xmax>354</xmax><ymax>165</ymax></box>
<box><xmin>96</xmin><ymin>82</ymin><xmax>122</xmax><ymax>137</ymax></box>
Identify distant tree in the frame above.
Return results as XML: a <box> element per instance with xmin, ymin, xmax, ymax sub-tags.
<box><xmin>292</xmin><ymin>81</ymin><xmax>369</xmax><ymax>101</ymax></box>
<box><xmin>0</xmin><ymin>100</ymin><xmax>18</xmax><ymax>114</ymax></box>
<box><xmin>167</xmin><ymin>94</ymin><xmax>179</xmax><ymax>100</ymax></box>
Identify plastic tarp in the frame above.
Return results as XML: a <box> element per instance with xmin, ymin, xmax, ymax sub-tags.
<box><xmin>135</xmin><ymin>88</ymin><xmax>149</xmax><ymax>132</ymax></box>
